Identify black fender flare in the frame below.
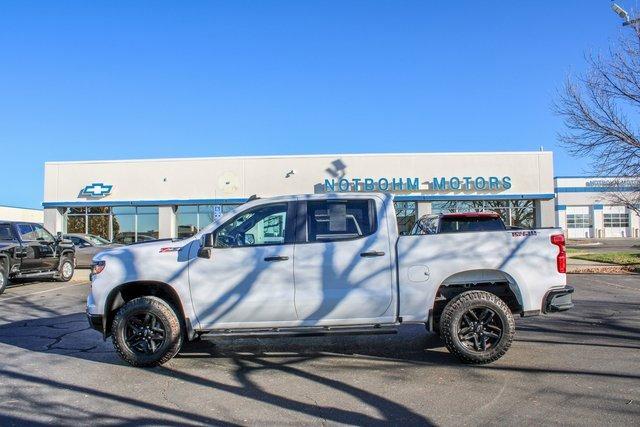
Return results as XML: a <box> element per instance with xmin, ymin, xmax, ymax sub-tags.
<box><xmin>57</xmin><ymin>249</ymin><xmax>75</xmax><ymax>268</ymax></box>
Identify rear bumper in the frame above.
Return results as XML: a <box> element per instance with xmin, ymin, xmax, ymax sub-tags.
<box><xmin>543</xmin><ymin>286</ymin><xmax>574</xmax><ymax>313</ymax></box>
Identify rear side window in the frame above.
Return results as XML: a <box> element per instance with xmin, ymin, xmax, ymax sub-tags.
<box><xmin>307</xmin><ymin>199</ymin><xmax>376</xmax><ymax>242</ymax></box>
<box><xmin>439</xmin><ymin>217</ymin><xmax>505</xmax><ymax>233</ymax></box>
<box><xmin>0</xmin><ymin>224</ymin><xmax>13</xmax><ymax>240</ymax></box>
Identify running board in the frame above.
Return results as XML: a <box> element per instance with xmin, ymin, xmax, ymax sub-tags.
<box><xmin>200</xmin><ymin>325</ymin><xmax>398</xmax><ymax>339</ymax></box>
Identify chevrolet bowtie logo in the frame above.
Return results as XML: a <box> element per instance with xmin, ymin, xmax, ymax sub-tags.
<box><xmin>81</xmin><ymin>183</ymin><xmax>113</xmax><ymax>198</ymax></box>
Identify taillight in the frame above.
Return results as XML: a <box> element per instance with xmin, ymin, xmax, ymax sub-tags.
<box><xmin>550</xmin><ymin>234</ymin><xmax>566</xmax><ymax>273</ymax></box>
<box><xmin>92</xmin><ymin>261</ymin><xmax>106</xmax><ymax>275</ymax></box>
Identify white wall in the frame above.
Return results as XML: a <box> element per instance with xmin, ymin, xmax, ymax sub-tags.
<box><xmin>0</xmin><ymin>206</ymin><xmax>43</xmax><ymax>223</ymax></box>
<box><xmin>44</xmin><ymin>151</ymin><xmax>555</xmax><ymax>203</ymax></box>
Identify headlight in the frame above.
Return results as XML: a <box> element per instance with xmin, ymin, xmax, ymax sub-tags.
<box><xmin>92</xmin><ymin>261</ymin><xmax>106</xmax><ymax>276</ymax></box>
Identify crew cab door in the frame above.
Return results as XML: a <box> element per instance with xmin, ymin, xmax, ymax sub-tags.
<box><xmin>15</xmin><ymin>224</ymin><xmax>55</xmax><ymax>271</ymax></box>
<box><xmin>188</xmin><ymin>202</ymin><xmax>298</xmax><ymax>329</ymax></box>
<box><xmin>293</xmin><ymin>196</ymin><xmax>395</xmax><ymax>324</ymax></box>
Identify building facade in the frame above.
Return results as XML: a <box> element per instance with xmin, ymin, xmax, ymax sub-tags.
<box><xmin>43</xmin><ymin>151</ymin><xmax>556</xmax><ymax>243</ymax></box>
<box><xmin>555</xmin><ymin>177</ymin><xmax>640</xmax><ymax>239</ymax></box>
<box><xmin>0</xmin><ymin>205</ymin><xmax>43</xmax><ymax>224</ymax></box>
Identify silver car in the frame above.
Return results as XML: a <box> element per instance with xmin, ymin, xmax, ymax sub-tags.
<box><xmin>64</xmin><ymin>234</ymin><xmax>123</xmax><ymax>268</ymax></box>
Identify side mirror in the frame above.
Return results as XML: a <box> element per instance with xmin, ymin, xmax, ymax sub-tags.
<box><xmin>198</xmin><ymin>233</ymin><xmax>214</xmax><ymax>259</ymax></box>
<box><xmin>56</xmin><ymin>232</ymin><xmax>63</xmax><ymax>241</ymax></box>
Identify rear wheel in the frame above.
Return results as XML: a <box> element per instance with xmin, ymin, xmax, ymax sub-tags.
<box><xmin>57</xmin><ymin>257</ymin><xmax>74</xmax><ymax>282</ymax></box>
<box><xmin>439</xmin><ymin>290</ymin><xmax>515</xmax><ymax>364</ymax></box>
<box><xmin>0</xmin><ymin>262</ymin><xmax>7</xmax><ymax>295</ymax></box>
<box><xmin>112</xmin><ymin>296</ymin><xmax>183</xmax><ymax>367</ymax></box>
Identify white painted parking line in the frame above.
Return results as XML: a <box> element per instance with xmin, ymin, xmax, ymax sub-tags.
<box><xmin>0</xmin><ymin>282</ymin><xmax>88</xmax><ymax>303</ymax></box>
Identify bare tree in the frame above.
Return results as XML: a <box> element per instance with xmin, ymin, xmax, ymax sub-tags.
<box><xmin>555</xmin><ymin>24</ymin><xmax>640</xmax><ymax>215</ymax></box>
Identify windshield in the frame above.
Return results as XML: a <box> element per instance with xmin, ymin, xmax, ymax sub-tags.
<box><xmin>86</xmin><ymin>235</ymin><xmax>111</xmax><ymax>246</ymax></box>
<box><xmin>0</xmin><ymin>224</ymin><xmax>13</xmax><ymax>240</ymax></box>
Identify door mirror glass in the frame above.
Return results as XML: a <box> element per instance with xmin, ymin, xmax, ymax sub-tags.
<box><xmin>244</xmin><ymin>233</ymin><xmax>255</xmax><ymax>245</ymax></box>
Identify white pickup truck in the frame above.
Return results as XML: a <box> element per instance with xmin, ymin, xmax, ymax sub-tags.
<box><xmin>86</xmin><ymin>193</ymin><xmax>573</xmax><ymax>367</ymax></box>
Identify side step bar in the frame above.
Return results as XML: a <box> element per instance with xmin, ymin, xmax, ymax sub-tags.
<box><xmin>200</xmin><ymin>325</ymin><xmax>398</xmax><ymax>340</ymax></box>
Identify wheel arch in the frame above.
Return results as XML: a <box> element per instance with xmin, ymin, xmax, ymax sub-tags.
<box><xmin>103</xmin><ymin>281</ymin><xmax>193</xmax><ymax>339</ymax></box>
<box><xmin>430</xmin><ymin>269</ymin><xmax>523</xmax><ymax>330</ymax></box>
<box><xmin>58</xmin><ymin>249</ymin><xmax>75</xmax><ymax>266</ymax></box>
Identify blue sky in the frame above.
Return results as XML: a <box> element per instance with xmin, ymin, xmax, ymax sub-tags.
<box><xmin>0</xmin><ymin>1</ymin><xmax>630</xmax><ymax>208</ymax></box>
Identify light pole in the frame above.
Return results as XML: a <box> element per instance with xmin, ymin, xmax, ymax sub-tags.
<box><xmin>611</xmin><ymin>2</ymin><xmax>640</xmax><ymax>26</ymax></box>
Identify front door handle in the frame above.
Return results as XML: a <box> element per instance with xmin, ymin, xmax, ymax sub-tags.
<box><xmin>264</xmin><ymin>256</ymin><xmax>289</xmax><ymax>262</ymax></box>
<box><xmin>360</xmin><ymin>251</ymin><xmax>385</xmax><ymax>257</ymax></box>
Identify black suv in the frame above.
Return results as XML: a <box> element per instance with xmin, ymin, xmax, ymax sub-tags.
<box><xmin>0</xmin><ymin>222</ymin><xmax>76</xmax><ymax>294</ymax></box>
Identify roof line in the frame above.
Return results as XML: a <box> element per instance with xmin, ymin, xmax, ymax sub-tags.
<box><xmin>0</xmin><ymin>204</ymin><xmax>43</xmax><ymax>211</ymax></box>
<box><xmin>45</xmin><ymin>150</ymin><xmax>553</xmax><ymax>165</ymax></box>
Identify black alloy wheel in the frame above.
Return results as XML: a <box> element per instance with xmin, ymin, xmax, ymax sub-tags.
<box><xmin>112</xmin><ymin>296</ymin><xmax>183</xmax><ymax>367</ymax></box>
<box><xmin>124</xmin><ymin>312</ymin><xmax>167</xmax><ymax>354</ymax></box>
<box><xmin>457</xmin><ymin>307</ymin><xmax>503</xmax><ymax>352</ymax></box>
<box><xmin>439</xmin><ymin>290</ymin><xmax>515</xmax><ymax>364</ymax></box>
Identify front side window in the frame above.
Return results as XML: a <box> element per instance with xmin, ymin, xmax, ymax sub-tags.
<box><xmin>33</xmin><ymin>224</ymin><xmax>55</xmax><ymax>242</ymax></box>
<box><xmin>307</xmin><ymin>199</ymin><xmax>376</xmax><ymax>242</ymax></box>
<box><xmin>215</xmin><ymin>203</ymin><xmax>288</xmax><ymax>248</ymax></box>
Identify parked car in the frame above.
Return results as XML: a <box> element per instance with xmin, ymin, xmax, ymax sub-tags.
<box><xmin>0</xmin><ymin>221</ymin><xmax>75</xmax><ymax>294</ymax></box>
<box><xmin>86</xmin><ymin>193</ymin><xmax>572</xmax><ymax>367</ymax></box>
<box><xmin>63</xmin><ymin>234</ymin><xmax>123</xmax><ymax>268</ymax></box>
<box><xmin>409</xmin><ymin>212</ymin><xmax>507</xmax><ymax>235</ymax></box>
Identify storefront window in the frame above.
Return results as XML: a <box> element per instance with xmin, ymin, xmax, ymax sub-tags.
<box><xmin>567</xmin><ymin>214</ymin><xmax>590</xmax><ymax>228</ymax></box>
<box><xmin>176</xmin><ymin>204</ymin><xmax>241</xmax><ymax>238</ymax></box>
<box><xmin>430</xmin><ymin>200</ymin><xmax>536</xmax><ymax>229</ymax></box>
<box><xmin>88</xmin><ymin>207</ymin><xmax>111</xmax><ymax>240</ymax></box>
<box><xmin>66</xmin><ymin>208</ymin><xmax>86</xmax><ymax>234</ymax></box>
<box><xmin>176</xmin><ymin>205</ymin><xmax>199</xmax><ymax>238</ymax></box>
<box><xmin>604</xmin><ymin>213</ymin><xmax>629</xmax><ymax>228</ymax></box>
<box><xmin>137</xmin><ymin>207</ymin><xmax>159</xmax><ymax>241</ymax></box>
<box><xmin>112</xmin><ymin>207</ymin><xmax>136</xmax><ymax>244</ymax></box>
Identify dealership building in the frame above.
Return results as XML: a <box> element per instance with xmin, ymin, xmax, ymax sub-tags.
<box><xmin>555</xmin><ymin>176</ymin><xmax>640</xmax><ymax>239</ymax></box>
<box><xmin>42</xmin><ymin>151</ymin><xmax>557</xmax><ymax>243</ymax></box>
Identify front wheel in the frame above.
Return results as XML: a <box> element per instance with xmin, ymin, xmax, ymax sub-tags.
<box><xmin>57</xmin><ymin>257</ymin><xmax>74</xmax><ymax>282</ymax></box>
<box><xmin>439</xmin><ymin>290</ymin><xmax>515</xmax><ymax>364</ymax></box>
<box><xmin>112</xmin><ymin>296</ymin><xmax>183</xmax><ymax>367</ymax></box>
<box><xmin>0</xmin><ymin>262</ymin><xmax>7</xmax><ymax>295</ymax></box>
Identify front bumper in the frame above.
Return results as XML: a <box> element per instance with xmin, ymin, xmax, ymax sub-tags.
<box><xmin>86</xmin><ymin>311</ymin><xmax>103</xmax><ymax>332</ymax></box>
<box><xmin>543</xmin><ymin>286</ymin><xmax>574</xmax><ymax>313</ymax></box>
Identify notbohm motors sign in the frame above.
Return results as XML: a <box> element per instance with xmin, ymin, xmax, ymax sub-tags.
<box><xmin>324</xmin><ymin>176</ymin><xmax>512</xmax><ymax>193</ymax></box>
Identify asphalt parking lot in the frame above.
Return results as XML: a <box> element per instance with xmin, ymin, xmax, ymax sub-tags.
<box><xmin>0</xmin><ymin>273</ymin><xmax>638</xmax><ymax>426</ymax></box>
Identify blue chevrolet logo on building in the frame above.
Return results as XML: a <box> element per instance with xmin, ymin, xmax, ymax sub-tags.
<box><xmin>81</xmin><ymin>183</ymin><xmax>113</xmax><ymax>197</ymax></box>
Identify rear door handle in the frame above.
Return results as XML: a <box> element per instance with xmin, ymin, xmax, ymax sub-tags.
<box><xmin>264</xmin><ymin>256</ymin><xmax>289</xmax><ymax>262</ymax></box>
<box><xmin>360</xmin><ymin>251</ymin><xmax>385</xmax><ymax>257</ymax></box>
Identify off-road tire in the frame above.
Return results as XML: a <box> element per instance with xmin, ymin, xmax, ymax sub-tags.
<box><xmin>57</xmin><ymin>256</ymin><xmax>74</xmax><ymax>282</ymax></box>
<box><xmin>439</xmin><ymin>290</ymin><xmax>515</xmax><ymax>364</ymax></box>
<box><xmin>0</xmin><ymin>261</ymin><xmax>7</xmax><ymax>295</ymax></box>
<box><xmin>112</xmin><ymin>296</ymin><xmax>183</xmax><ymax>367</ymax></box>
